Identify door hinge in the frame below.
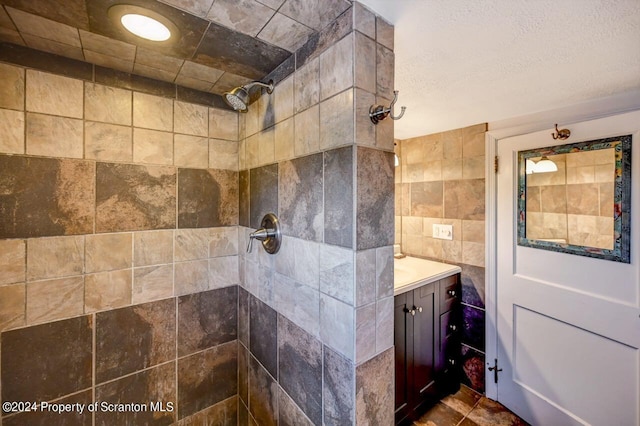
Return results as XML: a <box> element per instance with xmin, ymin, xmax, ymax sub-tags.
<box><xmin>488</xmin><ymin>358</ymin><xmax>503</xmax><ymax>384</ymax></box>
<box><xmin>494</xmin><ymin>156</ymin><xmax>499</xmax><ymax>173</ymax></box>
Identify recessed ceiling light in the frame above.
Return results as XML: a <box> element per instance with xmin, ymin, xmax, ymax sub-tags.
<box><xmin>108</xmin><ymin>5</ymin><xmax>179</xmax><ymax>44</ymax></box>
<box><xmin>121</xmin><ymin>14</ymin><xmax>171</xmax><ymax>41</ymax></box>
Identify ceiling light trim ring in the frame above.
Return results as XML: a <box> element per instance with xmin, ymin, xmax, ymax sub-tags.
<box><xmin>108</xmin><ymin>4</ymin><xmax>180</xmax><ymax>44</ymax></box>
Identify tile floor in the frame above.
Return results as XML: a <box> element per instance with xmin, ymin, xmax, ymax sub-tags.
<box><xmin>413</xmin><ymin>385</ymin><xmax>529</xmax><ymax>426</ymax></box>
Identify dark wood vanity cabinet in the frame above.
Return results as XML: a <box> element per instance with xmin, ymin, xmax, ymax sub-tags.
<box><xmin>394</xmin><ymin>274</ymin><xmax>461</xmax><ymax>425</ymax></box>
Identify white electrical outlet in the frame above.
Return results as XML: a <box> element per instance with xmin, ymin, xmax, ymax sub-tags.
<box><xmin>432</xmin><ymin>224</ymin><xmax>453</xmax><ymax>240</ymax></box>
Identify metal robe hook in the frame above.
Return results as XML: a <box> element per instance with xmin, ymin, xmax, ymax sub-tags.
<box><xmin>369</xmin><ymin>90</ymin><xmax>406</xmax><ymax>124</ymax></box>
<box><xmin>551</xmin><ymin>123</ymin><xmax>571</xmax><ymax>140</ymax></box>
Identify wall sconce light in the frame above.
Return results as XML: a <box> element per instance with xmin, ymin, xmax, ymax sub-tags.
<box><xmin>370</xmin><ymin>90</ymin><xmax>406</xmax><ymax>124</ymax></box>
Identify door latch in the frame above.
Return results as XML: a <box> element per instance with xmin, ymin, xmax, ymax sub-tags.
<box><xmin>488</xmin><ymin>358</ymin><xmax>503</xmax><ymax>384</ymax></box>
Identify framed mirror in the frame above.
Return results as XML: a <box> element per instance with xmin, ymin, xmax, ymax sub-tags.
<box><xmin>517</xmin><ymin>134</ymin><xmax>632</xmax><ymax>263</ymax></box>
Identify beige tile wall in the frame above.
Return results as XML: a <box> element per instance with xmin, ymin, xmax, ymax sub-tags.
<box><xmin>396</xmin><ymin>124</ymin><xmax>487</xmax><ymax>267</ymax></box>
<box><xmin>0</xmin><ymin>62</ymin><xmax>241</xmax><ymax>333</ymax></box>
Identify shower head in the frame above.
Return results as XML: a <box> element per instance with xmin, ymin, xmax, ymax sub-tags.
<box><xmin>223</xmin><ymin>80</ymin><xmax>274</xmax><ymax>112</ymax></box>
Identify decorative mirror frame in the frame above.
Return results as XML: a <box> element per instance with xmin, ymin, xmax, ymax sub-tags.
<box><xmin>517</xmin><ymin>134</ymin><xmax>632</xmax><ymax>263</ymax></box>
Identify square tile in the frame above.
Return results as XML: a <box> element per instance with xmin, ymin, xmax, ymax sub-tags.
<box><xmin>79</xmin><ymin>29</ymin><xmax>135</xmax><ymax>61</ymax></box>
<box><xmin>175</xmin><ymin>134</ymin><xmax>208</xmax><ymax>168</ymax></box>
<box><xmin>84</xmin><ymin>50</ymin><xmax>133</xmax><ymax>73</ymax></box>
<box><xmin>320</xmin><ymin>244</ymin><xmax>354</xmax><ymax>304</ymax></box>
<box><xmin>324</xmin><ymin>345</ymin><xmax>355</xmax><ymax>425</ymax></box>
<box><xmin>320</xmin><ymin>88</ymin><xmax>354</xmax><ymax>149</ymax></box>
<box><xmin>174</xmin><ymin>100</ymin><xmax>208</xmax><ymax>137</ymax></box>
<box><xmin>376</xmin><ymin>44</ymin><xmax>394</xmax><ymax>99</ymax></box>
<box><xmin>0</xmin><ymin>239</ymin><xmax>25</xmax><ymax>285</ymax></box>
<box><xmin>355</xmin><ymin>347</ymin><xmax>394</xmax><ymax>425</ymax></box>
<box><xmin>135</xmin><ymin>46</ymin><xmax>184</xmax><ymax>73</ymax></box>
<box><xmin>85</xmin><ymin>82</ymin><xmax>132</xmax><ymax>125</ymax></box>
<box><xmin>249</xmin><ymin>164</ymin><xmax>278</xmax><ymax>229</ymax></box>
<box><xmin>206</xmin><ymin>0</ymin><xmax>275</xmax><ymax>37</ymax></box>
<box><xmin>7</xmin><ymin>7</ymin><xmax>80</xmax><ymax>47</ymax></box>
<box><xmin>0</xmin><ymin>283</ymin><xmax>25</xmax><ymax>331</ymax></box>
<box><xmin>178</xmin><ymin>168</ymin><xmax>239</xmax><ymax>228</ymax></box>
<box><xmin>85</xmin><ymin>269</ymin><xmax>132</xmax><ymax>313</ymax></box>
<box><xmin>294</xmin><ymin>104</ymin><xmax>319</xmax><ymax>156</ymax></box>
<box><xmin>26</xmin><ymin>236</ymin><xmax>84</xmax><ymax>281</ymax></box>
<box><xmin>248</xmin><ymin>354</ymin><xmax>278</xmax><ymax>426</ymax></box>
<box><xmin>355</xmin><ymin>303</ymin><xmax>376</xmax><ymax>364</ymax></box>
<box><xmin>133</xmin><ymin>229</ymin><xmax>174</xmax><ymax>266</ymax></box>
<box><xmin>95</xmin><ymin>298</ymin><xmax>175</xmax><ymax>383</ymax></box>
<box><xmin>26</xmin><ymin>276</ymin><xmax>84</xmax><ymax>324</ymax></box>
<box><xmin>209</xmin><ymin>256</ymin><xmax>240</xmax><ymax>289</ymax></box>
<box><xmin>376</xmin><ymin>17</ymin><xmax>394</xmax><ymax>50</ymax></box>
<box><xmin>26</xmin><ymin>112</ymin><xmax>83</xmax><ymax>158</ymax></box>
<box><xmin>320</xmin><ymin>294</ymin><xmax>354</xmax><ymax>359</ymax></box>
<box><xmin>273</xmin><ymin>74</ymin><xmax>294</xmax><ymax>124</ymax></box>
<box><xmin>250</xmin><ymin>294</ymin><xmax>278</xmax><ymax>378</ymax></box>
<box><xmin>273</xmin><ymin>273</ymin><xmax>320</xmax><ymax>337</ymax></box>
<box><xmin>0</xmin><ymin>62</ymin><xmax>24</xmax><ymax>110</ymax></box>
<box><xmin>324</xmin><ymin>146</ymin><xmax>354</xmax><ymax>248</ymax></box>
<box><xmin>175</xmin><ymin>228</ymin><xmax>210</xmax><ymax>261</ymax></box>
<box><xmin>174</xmin><ymin>259</ymin><xmax>209</xmax><ymax>296</ymax></box>
<box><xmin>354</xmin><ymin>32</ymin><xmax>376</xmax><ymax>93</ymax></box>
<box><xmin>132</xmin><ymin>265</ymin><xmax>173</xmax><ymax>304</ymax></box>
<box><xmin>85</xmin><ymin>121</ymin><xmax>132</xmax><ymax>162</ymax></box>
<box><xmin>133</xmin><ymin>128</ymin><xmax>174</xmax><ymax>165</ymax></box>
<box><xmin>178</xmin><ymin>286</ymin><xmax>237</xmax><ymax>356</ymax></box>
<box><xmin>26</xmin><ymin>69</ymin><xmax>82</xmax><ymax>118</ymax></box>
<box><xmin>258</xmin><ymin>12</ymin><xmax>314</xmax><ymax>52</ymax></box>
<box><xmin>279</xmin><ymin>0</ymin><xmax>350</xmax><ymax>31</ymax></box>
<box><xmin>22</xmin><ymin>33</ymin><xmax>84</xmax><ymax>61</ymax></box>
<box><xmin>209</xmin><ymin>107</ymin><xmax>239</xmax><ymax>141</ymax></box>
<box><xmin>354</xmin><ymin>2</ymin><xmax>375</xmax><ymax>39</ymax></box>
<box><xmin>278</xmin><ymin>387</ymin><xmax>314</xmax><ymax>426</ymax></box>
<box><xmin>274</xmin><ymin>117</ymin><xmax>294</xmax><ymax>161</ymax></box>
<box><xmin>179</xmin><ymin>60</ymin><xmax>224</xmax><ymax>83</ymax></box>
<box><xmin>133</xmin><ymin>92</ymin><xmax>173</xmax><ymax>131</ymax></box>
<box><xmin>319</xmin><ymin>33</ymin><xmax>353</xmax><ymax>101</ymax></box>
<box><xmin>85</xmin><ymin>233</ymin><xmax>133</xmax><ymax>273</ymax></box>
<box><xmin>209</xmin><ymin>138</ymin><xmax>239</xmax><ymax>170</ymax></box>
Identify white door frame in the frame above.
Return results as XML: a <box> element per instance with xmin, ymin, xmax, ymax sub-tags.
<box><xmin>484</xmin><ymin>90</ymin><xmax>640</xmax><ymax>400</ymax></box>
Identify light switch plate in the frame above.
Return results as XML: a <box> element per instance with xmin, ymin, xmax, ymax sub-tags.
<box><xmin>433</xmin><ymin>224</ymin><xmax>453</xmax><ymax>240</ymax></box>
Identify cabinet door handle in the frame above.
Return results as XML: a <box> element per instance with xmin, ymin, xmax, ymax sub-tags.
<box><xmin>447</xmin><ymin>289</ymin><xmax>456</xmax><ymax>297</ymax></box>
<box><xmin>404</xmin><ymin>307</ymin><xmax>416</xmax><ymax>316</ymax></box>
<box><xmin>448</xmin><ymin>324</ymin><xmax>457</xmax><ymax>332</ymax></box>
<box><xmin>415</xmin><ymin>306</ymin><xmax>422</xmax><ymax>313</ymax></box>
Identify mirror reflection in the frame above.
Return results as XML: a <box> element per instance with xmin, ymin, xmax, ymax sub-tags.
<box><xmin>525</xmin><ymin>149</ymin><xmax>615</xmax><ymax>249</ymax></box>
<box><xmin>517</xmin><ymin>134</ymin><xmax>631</xmax><ymax>263</ymax></box>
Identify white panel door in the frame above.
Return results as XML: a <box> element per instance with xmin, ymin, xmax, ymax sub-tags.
<box><xmin>496</xmin><ymin>111</ymin><xmax>640</xmax><ymax>426</ymax></box>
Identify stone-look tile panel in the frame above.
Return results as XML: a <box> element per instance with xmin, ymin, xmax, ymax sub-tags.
<box><xmin>133</xmin><ymin>92</ymin><xmax>173</xmax><ymax>131</ymax></box>
<box><xmin>357</xmin><ymin>147</ymin><xmax>395</xmax><ymax>250</ymax></box>
<box><xmin>2</xmin><ymin>389</ymin><xmax>92</xmax><ymax>426</ymax></box>
<box><xmin>0</xmin><ymin>239</ymin><xmax>25</xmax><ymax>285</ymax></box>
<box><xmin>411</xmin><ymin>181</ymin><xmax>444</xmax><ymax>217</ymax></box>
<box><xmin>85</xmin><ymin>82</ymin><xmax>132</xmax><ymax>125</ymax></box>
<box><xmin>443</xmin><ymin>179</ymin><xmax>485</xmax><ymax>220</ymax></box>
<box><xmin>274</xmin><ymin>117</ymin><xmax>295</xmax><ymax>162</ymax></box>
<box><xmin>239</xmin><ymin>170</ymin><xmax>250</xmax><ymax>227</ymax></box>
<box><xmin>278</xmin><ymin>316</ymin><xmax>323</xmax><ymax>424</ymax></box>
<box><xmin>85</xmin><ymin>269</ymin><xmax>132</xmax><ymax>313</ymax></box>
<box><xmin>1</xmin><ymin>315</ymin><xmax>92</xmax><ymax>402</ymax></box>
<box><xmin>206</xmin><ymin>0</ymin><xmax>274</xmax><ymax>37</ymax></box>
<box><xmin>274</xmin><ymin>273</ymin><xmax>320</xmax><ymax>338</ymax></box>
<box><xmin>280</xmin><ymin>0</ymin><xmax>350</xmax><ymax>32</ymax></box>
<box><xmin>321</xmin><ymin>294</ymin><xmax>354</xmax><ymax>359</ymax></box>
<box><xmin>134</xmin><ymin>230</ymin><xmax>174</xmax><ymax>266</ymax></box>
<box><xmin>96</xmin><ymin>362</ymin><xmax>176</xmax><ymax>426</ymax></box>
<box><xmin>324</xmin><ymin>345</ymin><xmax>355</xmax><ymax>425</ymax></box>
<box><xmin>26</xmin><ymin>69</ymin><xmax>83</xmax><ymax>118</ymax></box>
<box><xmin>175</xmin><ymin>134</ymin><xmax>209</xmax><ymax>168</ymax></box>
<box><xmin>210</xmin><ymin>226</ymin><xmax>239</xmax><ymax>257</ymax></box>
<box><xmin>178</xmin><ymin>341</ymin><xmax>238</xmax><ymax>419</ymax></box>
<box><xmin>26</xmin><ymin>276</ymin><xmax>84</xmax><ymax>324</ymax></box>
<box><xmin>0</xmin><ymin>108</ymin><xmax>24</xmax><ymax>154</ymax></box>
<box><xmin>133</xmin><ymin>265</ymin><xmax>173</xmax><ymax>304</ymax></box>
<box><xmin>279</xmin><ymin>153</ymin><xmax>323</xmax><ymax>241</ymax></box>
<box><xmin>376</xmin><ymin>296</ymin><xmax>394</xmax><ymax>353</ymax></box>
<box><xmin>238</xmin><ymin>342</ymin><xmax>249</xmax><ymax>406</ymax></box>
<box><xmin>178</xmin><ymin>395</ymin><xmax>238</xmax><ymax>426</ymax></box>
<box><xmin>294</xmin><ymin>104</ymin><xmax>320</xmax><ymax>156</ymax></box>
<box><xmin>0</xmin><ymin>284</ymin><xmax>25</xmax><ymax>331</ymax></box>
<box><xmin>278</xmin><ymin>387</ymin><xmax>314</xmax><ymax>426</ymax></box>
<box><xmin>258</xmin><ymin>12</ymin><xmax>315</xmax><ymax>52</ymax></box>
<box><xmin>175</xmin><ymin>228</ymin><xmax>210</xmax><ymax>261</ymax></box>
<box><xmin>248</xmin><ymin>354</ymin><xmax>278</xmax><ymax>426</ymax></box>
<box><xmin>209</xmin><ymin>107</ymin><xmax>238</xmax><ymax>141</ymax></box>
<box><xmin>96</xmin><ymin>163</ymin><xmax>176</xmax><ymax>232</ymax></box>
<box><xmin>85</xmin><ymin>121</ymin><xmax>133</xmax><ymax>162</ymax></box>
<box><xmin>249</xmin><ymin>164</ymin><xmax>278</xmax><ymax>229</ymax></box>
<box><xmin>178</xmin><ymin>168</ymin><xmax>239</xmax><ymax>228</ymax></box>
<box><xmin>95</xmin><ymin>298</ymin><xmax>176</xmax><ymax>383</ymax></box>
<box><xmin>320</xmin><ymin>244</ymin><xmax>354</xmax><ymax>304</ymax></box>
<box><xmin>294</xmin><ymin>56</ymin><xmax>319</xmax><ymax>113</ymax></box>
<box><xmin>84</xmin><ymin>50</ymin><xmax>134</xmax><ymax>74</ymax></box>
<box><xmin>320</xmin><ymin>88</ymin><xmax>354</xmax><ymax>150</ymax></box>
<box><xmin>355</xmin><ymin>347</ymin><xmax>394</xmax><ymax>425</ymax></box>
<box><xmin>85</xmin><ymin>233</ymin><xmax>132</xmax><ymax>273</ymax></box>
<box><xmin>178</xmin><ymin>286</ymin><xmax>237</xmax><ymax>356</ymax></box>
<box><xmin>0</xmin><ymin>62</ymin><xmax>24</xmax><ymax>110</ymax></box>
<box><xmin>324</xmin><ymin>146</ymin><xmax>354</xmax><ymax>248</ymax></box>
<box><xmin>376</xmin><ymin>246</ymin><xmax>394</xmax><ymax>299</ymax></box>
<box><xmin>249</xmin><ymin>294</ymin><xmax>278</xmax><ymax>378</ymax></box>
<box><xmin>133</xmin><ymin>128</ymin><xmax>174</xmax><ymax>165</ymax></box>
<box><xmin>26</xmin><ymin>236</ymin><xmax>84</xmax><ymax>281</ymax></box>
<box><xmin>209</xmin><ymin>255</ymin><xmax>239</xmax><ymax>289</ymax></box>
<box><xmin>273</xmin><ymin>74</ymin><xmax>294</xmax><ymax>124</ymax></box>
<box><xmin>209</xmin><ymin>138</ymin><xmax>239</xmax><ymax>171</ymax></box>
<box><xmin>319</xmin><ymin>33</ymin><xmax>353</xmax><ymax>101</ymax></box>
<box><xmin>174</xmin><ymin>100</ymin><xmax>209</xmax><ymax>137</ymax></box>
<box><xmin>175</xmin><ymin>259</ymin><xmax>209</xmax><ymax>296</ymax></box>
<box><xmin>26</xmin><ymin>112</ymin><xmax>83</xmax><ymax>158</ymax></box>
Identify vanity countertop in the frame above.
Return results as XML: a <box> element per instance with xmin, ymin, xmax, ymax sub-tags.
<box><xmin>394</xmin><ymin>256</ymin><xmax>461</xmax><ymax>296</ymax></box>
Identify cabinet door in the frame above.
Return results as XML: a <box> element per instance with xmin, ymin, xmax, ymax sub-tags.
<box><xmin>394</xmin><ymin>291</ymin><xmax>410</xmax><ymax>414</ymax></box>
<box><xmin>412</xmin><ymin>284</ymin><xmax>437</xmax><ymax>400</ymax></box>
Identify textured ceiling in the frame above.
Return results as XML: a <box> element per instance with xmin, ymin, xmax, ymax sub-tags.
<box><xmin>0</xmin><ymin>0</ymin><xmax>351</xmax><ymax>95</ymax></box>
<box><xmin>359</xmin><ymin>0</ymin><xmax>640</xmax><ymax>139</ymax></box>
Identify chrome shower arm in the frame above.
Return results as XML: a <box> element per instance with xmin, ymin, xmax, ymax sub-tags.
<box><xmin>244</xmin><ymin>81</ymin><xmax>274</xmax><ymax>94</ymax></box>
